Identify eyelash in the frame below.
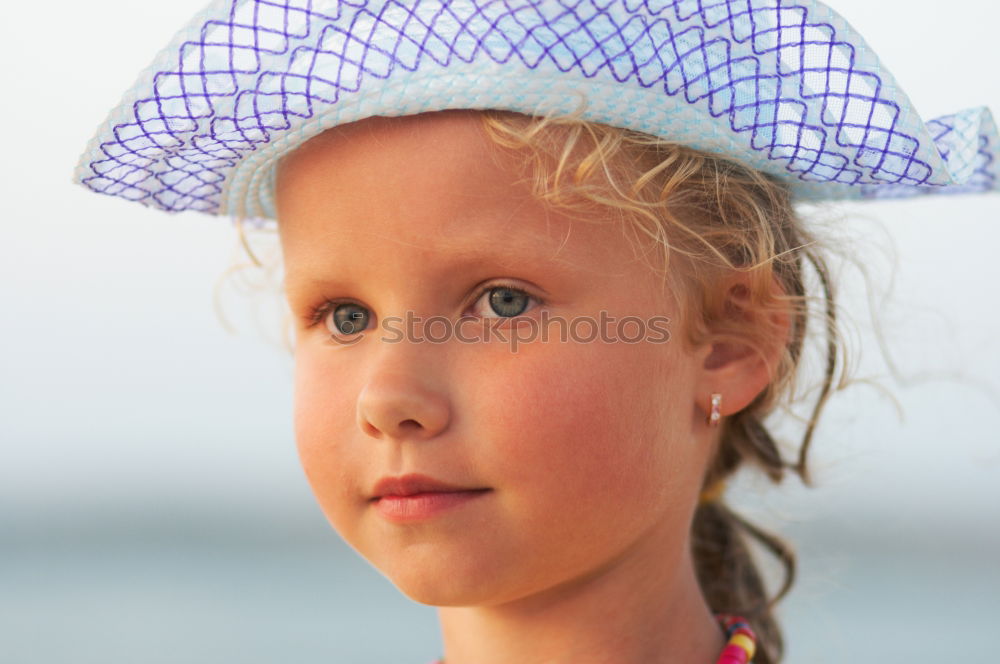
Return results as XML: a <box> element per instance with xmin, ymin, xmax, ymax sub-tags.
<box><xmin>305</xmin><ymin>281</ymin><xmax>542</xmax><ymax>332</ymax></box>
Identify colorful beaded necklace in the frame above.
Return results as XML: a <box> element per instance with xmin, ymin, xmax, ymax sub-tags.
<box><xmin>430</xmin><ymin>612</ymin><xmax>757</xmax><ymax>664</ymax></box>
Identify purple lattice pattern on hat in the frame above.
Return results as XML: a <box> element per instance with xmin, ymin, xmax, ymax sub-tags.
<box><xmin>78</xmin><ymin>0</ymin><xmax>991</xmax><ymax>216</ymax></box>
<box><xmin>858</xmin><ymin>108</ymin><xmax>997</xmax><ymax>199</ymax></box>
<box><xmin>923</xmin><ymin>113</ymin><xmax>995</xmax><ymax>192</ymax></box>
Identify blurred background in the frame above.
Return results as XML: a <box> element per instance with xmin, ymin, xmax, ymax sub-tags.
<box><xmin>2</xmin><ymin>1</ymin><xmax>998</xmax><ymax>662</ymax></box>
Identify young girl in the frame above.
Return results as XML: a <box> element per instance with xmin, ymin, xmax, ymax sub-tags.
<box><xmin>73</xmin><ymin>1</ymin><xmax>999</xmax><ymax>662</ymax></box>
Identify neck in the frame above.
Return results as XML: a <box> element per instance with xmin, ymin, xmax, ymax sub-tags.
<box><xmin>436</xmin><ymin>536</ymin><xmax>726</xmax><ymax>664</ymax></box>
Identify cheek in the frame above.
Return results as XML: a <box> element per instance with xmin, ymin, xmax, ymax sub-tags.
<box><xmin>291</xmin><ymin>347</ymin><xmax>362</xmax><ymax>521</ymax></box>
<box><xmin>476</xmin><ymin>340</ymin><xmax>691</xmax><ymax>527</ymax></box>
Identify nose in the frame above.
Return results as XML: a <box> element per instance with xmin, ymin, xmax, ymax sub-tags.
<box><xmin>356</xmin><ymin>355</ymin><xmax>451</xmax><ymax>442</ymax></box>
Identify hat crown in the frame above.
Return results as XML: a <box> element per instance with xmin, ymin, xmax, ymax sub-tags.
<box><xmin>74</xmin><ymin>0</ymin><xmax>999</xmax><ymax>222</ymax></box>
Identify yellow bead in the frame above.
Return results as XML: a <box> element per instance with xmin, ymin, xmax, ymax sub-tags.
<box><xmin>731</xmin><ymin>633</ymin><xmax>756</xmax><ymax>659</ymax></box>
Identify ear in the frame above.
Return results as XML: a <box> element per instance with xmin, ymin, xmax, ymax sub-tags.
<box><xmin>693</xmin><ymin>271</ymin><xmax>792</xmax><ymax>420</ymax></box>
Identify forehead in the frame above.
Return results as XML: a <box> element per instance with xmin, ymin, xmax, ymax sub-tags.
<box><xmin>274</xmin><ymin>110</ymin><xmax>650</xmax><ymax>283</ymax></box>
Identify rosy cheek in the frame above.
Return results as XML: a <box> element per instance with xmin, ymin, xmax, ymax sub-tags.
<box><xmin>480</xmin><ymin>344</ymin><xmax>630</xmax><ymax>479</ymax></box>
<box><xmin>292</xmin><ymin>350</ymin><xmax>359</xmax><ymax>509</ymax></box>
<box><xmin>506</xmin><ymin>342</ymin><xmax>673</xmax><ymax>505</ymax></box>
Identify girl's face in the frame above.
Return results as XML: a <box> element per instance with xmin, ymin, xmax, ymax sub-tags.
<box><xmin>276</xmin><ymin>110</ymin><xmax>717</xmax><ymax>606</ymax></box>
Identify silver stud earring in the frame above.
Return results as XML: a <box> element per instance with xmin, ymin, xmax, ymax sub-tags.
<box><xmin>707</xmin><ymin>393</ymin><xmax>722</xmax><ymax>427</ymax></box>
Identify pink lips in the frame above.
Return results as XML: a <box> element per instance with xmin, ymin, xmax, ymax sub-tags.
<box><xmin>370</xmin><ymin>473</ymin><xmax>490</xmax><ymax>523</ymax></box>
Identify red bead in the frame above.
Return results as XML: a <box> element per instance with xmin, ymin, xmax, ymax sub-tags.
<box><xmin>716</xmin><ymin>643</ymin><xmax>750</xmax><ymax>664</ymax></box>
<box><xmin>716</xmin><ymin>654</ymin><xmax>746</xmax><ymax>664</ymax></box>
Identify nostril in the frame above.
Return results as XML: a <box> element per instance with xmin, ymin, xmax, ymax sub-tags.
<box><xmin>360</xmin><ymin>419</ymin><xmax>422</xmax><ymax>437</ymax></box>
<box><xmin>357</xmin><ymin>383</ymin><xmax>451</xmax><ymax>440</ymax></box>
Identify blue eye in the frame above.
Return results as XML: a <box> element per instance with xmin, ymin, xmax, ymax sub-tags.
<box><xmin>308</xmin><ymin>300</ymin><xmax>371</xmax><ymax>338</ymax></box>
<box><xmin>331</xmin><ymin>303</ymin><xmax>369</xmax><ymax>335</ymax></box>
<box><xmin>464</xmin><ymin>281</ymin><xmax>542</xmax><ymax>323</ymax></box>
<box><xmin>483</xmin><ymin>285</ymin><xmax>532</xmax><ymax>318</ymax></box>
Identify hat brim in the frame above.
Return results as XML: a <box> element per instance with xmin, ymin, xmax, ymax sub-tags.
<box><xmin>73</xmin><ymin>0</ymin><xmax>1000</xmax><ymax>223</ymax></box>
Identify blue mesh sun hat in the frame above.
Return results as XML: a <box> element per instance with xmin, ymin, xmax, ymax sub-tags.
<box><xmin>73</xmin><ymin>0</ymin><xmax>999</xmax><ymax>226</ymax></box>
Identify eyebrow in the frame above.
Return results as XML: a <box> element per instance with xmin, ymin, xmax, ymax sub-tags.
<box><xmin>285</xmin><ymin>242</ymin><xmax>562</xmax><ymax>291</ymax></box>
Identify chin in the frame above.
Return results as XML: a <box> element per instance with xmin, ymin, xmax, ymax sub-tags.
<box><xmin>390</xmin><ymin>570</ymin><xmax>495</xmax><ymax>607</ymax></box>
<box><xmin>373</xmin><ymin>549</ymin><xmax>507</xmax><ymax>607</ymax></box>
<box><xmin>398</xmin><ymin>586</ymin><xmax>477</xmax><ymax>607</ymax></box>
